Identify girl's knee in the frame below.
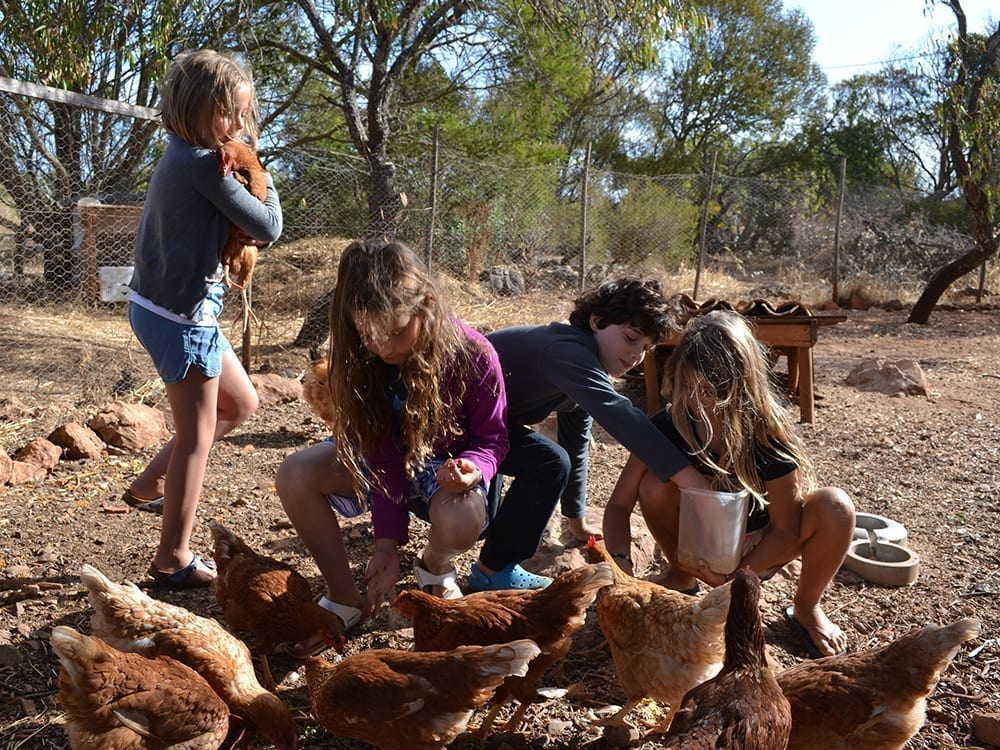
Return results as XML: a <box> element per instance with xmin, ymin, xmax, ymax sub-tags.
<box><xmin>430</xmin><ymin>491</ymin><xmax>487</xmax><ymax>547</ymax></box>
<box><xmin>806</xmin><ymin>487</ymin><xmax>855</xmax><ymax>534</ymax></box>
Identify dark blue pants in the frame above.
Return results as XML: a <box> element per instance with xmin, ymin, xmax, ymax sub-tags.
<box><xmin>478</xmin><ymin>424</ymin><xmax>569</xmax><ymax>571</ymax></box>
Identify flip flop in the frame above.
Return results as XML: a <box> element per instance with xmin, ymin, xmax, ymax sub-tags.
<box><xmin>123</xmin><ymin>489</ymin><xmax>165</xmax><ymax>514</ymax></box>
<box><xmin>280</xmin><ymin>597</ymin><xmax>362</xmax><ymax>658</ymax></box>
<box><xmin>147</xmin><ymin>554</ymin><xmax>217</xmax><ymax>589</ymax></box>
<box><xmin>784</xmin><ymin>605</ymin><xmax>847</xmax><ymax>659</ymax></box>
<box><xmin>413</xmin><ymin>561</ymin><xmax>463</xmax><ymax>600</ymax></box>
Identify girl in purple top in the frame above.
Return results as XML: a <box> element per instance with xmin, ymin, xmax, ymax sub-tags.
<box><xmin>276</xmin><ymin>240</ymin><xmax>508</xmax><ymax>655</ymax></box>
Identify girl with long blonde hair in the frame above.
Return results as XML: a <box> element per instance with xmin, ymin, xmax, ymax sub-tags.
<box><xmin>603</xmin><ymin>310</ymin><xmax>855</xmax><ymax>657</ymax></box>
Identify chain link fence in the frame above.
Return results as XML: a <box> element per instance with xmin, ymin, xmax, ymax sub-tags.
<box><xmin>0</xmin><ymin>84</ymin><xmax>992</xmax><ymax>437</ymax></box>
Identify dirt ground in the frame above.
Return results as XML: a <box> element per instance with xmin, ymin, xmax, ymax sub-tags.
<box><xmin>1</xmin><ymin>284</ymin><xmax>999</xmax><ymax>749</ymax></box>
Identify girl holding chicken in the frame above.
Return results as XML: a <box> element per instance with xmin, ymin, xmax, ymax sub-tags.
<box><xmin>603</xmin><ymin>310</ymin><xmax>855</xmax><ymax>658</ymax></box>
<box><xmin>276</xmin><ymin>239</ymin><xmax>508</xmax><ymax>654</ymax></box>
<box><xmin>124</xmin><ymin>49</ymin><xmax>282</xmax><ymax>587</ymax></box>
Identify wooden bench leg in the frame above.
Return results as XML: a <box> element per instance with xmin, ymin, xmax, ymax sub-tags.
<box><xmin>798</xmin><ymin>346</ymin><xmax>815</xmax><ymax>423</ymax></box>
<box><xmin>644</xmin><ymin>353</ymin><xmax>662</xmax><ymax>415</ymax></box>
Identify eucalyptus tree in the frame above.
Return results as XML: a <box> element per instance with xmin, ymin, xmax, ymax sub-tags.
<box><xmin>249</xmin><ymin>0</ymin><xmax>695</xmax><ymax>238</ymax></box>
<box><xmin>612</xmin><ymin>0</ymin><xmax>826</xmax><ymax>176</ymax></box>
<box><xmin>909</xmin><ymin>0</ymin><xmax>999</xmax><ymax>323</ymax></box>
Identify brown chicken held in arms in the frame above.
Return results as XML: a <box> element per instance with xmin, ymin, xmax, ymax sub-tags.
<box><xmin>778</xmin><ymin>617</ymin><xmax>982</xmax><ymax>750</ymax></box>
<box><xmin>209</xmin><ymin>520</ymin><xmax>346</xmax><ymax>687</ymax></box>
<box><xmin>80</xmin><ymin>564</ymin><xmax>297</xmax><ymax>750</ymax></box>
<box><xmin>305</xmin><ymin>638</ymin><xmax>540</xmax><ymax>750</ymax></box>
<box><xmin>585</xmin><ymin>538</ymin><xmax>732</xmax><ymax>733</ymax></box>
<box><xmin>662</xmin><ymin>568</ymin><xmax>791</xmax><ymax>749</ymax></box>
<box><xmin>301</xmin><ymin>357</ymin><xmax>335</xmax><ymax>428</ymax></box>
<box><xmin>51</xmin><ymin>625</ymin><xmax>230</xmax><ymax>750</ymax></box>
<box><xmin>394</xmin><ymin>562</ymin><xmax>614</xmax><ymax>735</ymax></box>
<box><xmin>216</xmin><ymin>139</ymin><xmax>267</xmax><ymax>290</ymax></box>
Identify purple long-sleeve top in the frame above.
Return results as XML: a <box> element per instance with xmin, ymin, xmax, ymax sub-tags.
<box><xmin>368</xmin><ymin>321</ymin><xmax>508</xmax><ymax>542</ymax></box>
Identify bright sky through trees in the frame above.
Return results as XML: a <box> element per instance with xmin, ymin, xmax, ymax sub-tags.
<box><xmin>789</xmin><ymin>0</ymin><xmax>996</xmax><ymax>82</ymax></box>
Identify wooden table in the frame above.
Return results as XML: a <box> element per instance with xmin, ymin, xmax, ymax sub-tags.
<box><xmin>643</xmin><ymin>315</ymin><xmax>847</xmax><ymax>423</ymax></box>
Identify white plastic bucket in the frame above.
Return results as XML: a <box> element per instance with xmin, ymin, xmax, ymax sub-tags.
<box><xmin>676</xmin><ymin>487</ymin><xmax>750</xmax><ymax>575</ymax></box>
<box><xmin>98</xmin><ymin>266</ymin><xmax>133</xmax><ymax>302</ymax></box>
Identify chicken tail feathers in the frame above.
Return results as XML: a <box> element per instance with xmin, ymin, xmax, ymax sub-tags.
<box><xmin>459</xmin><ymin>638</ymin><xmax>541</xmax><ymax>680</ymax></box>
<box><xmin>208</xmin><ymin>519</ymin><xmax>252</xmax><ymax>564</ymax></box>
<box><xmin>903</xmin><ymin>617</ymin><xmax>982</xmax><ymax>676</ymax></box>
<box><xmin>50</xmin><ymin>626</ymin><xmax>102</xmax><ymax>684</ymax></box>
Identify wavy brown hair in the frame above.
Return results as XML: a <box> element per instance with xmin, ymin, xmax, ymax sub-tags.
<box><xmin>662</xmin><ymin>310</ymin><xmax>815</xmax><ymax>502</ymax></box>
<box><xmin>326</xmin><ymin>240</ymin><xmax>474</xmax><ymax>496</ymax></box>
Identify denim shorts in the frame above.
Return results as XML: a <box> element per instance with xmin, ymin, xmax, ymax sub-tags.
<box><xmin>128</xmin><ymin>301</ymin><xmax>231</xmax><ymax>385</ymax></box>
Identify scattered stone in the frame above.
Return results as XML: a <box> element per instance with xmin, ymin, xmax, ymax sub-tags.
<box><xmin>250</xmin><ymin>372</ymin><xmax>302</xmax><ymax>406</ymax></box>
<box><xmin>973</xmin><ymin>712</ymin><xmax>1000</xmax><ymax>747</ymax></box>
<box><xmin>845</xmin><ymin>358</ymin><xmax>928</xmax><ymax>397</ymax></box>
<box><xmin>13</xmin><ymin>438</ymin><xmax>61</xmax><ymax>470</ymax></box>
<box><xmin>7</xmin><ymin>460</ymin><xmax>47</xmax><ymax>485</ymax></box>
<box><xmin>48</xmin><ymin>422</ymin><xmax>105</xmax><ymax>460</ymax></box>
<box><xmin>88</xmin><ymin>402</ymin><xmax>168</xmax><ymax>451</ymax></box>
<box><xmin>0</xmin><ymin>452</ymin><xmax>12</xmax><ymax>485</ymax></box>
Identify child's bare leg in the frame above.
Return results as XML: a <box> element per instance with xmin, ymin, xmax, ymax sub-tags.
<box><xmin>151</xmin><ymin>371</ymin><xmax>217</xmax><ymax>578</ymax></box>
<box><xmin>421</xmin><ymin>488</ymin><xmax>488</xmax><ymax>594</ymax></box>
<box><xmin>130</xmin><ymin>349</ymin><xmax>257</xmax><ymax>500</ymax></box>
<box><xmin>275</xmin><ymin>442</ymin><xmax>362</xmax><ymax>609</ymax></box>
<box><xmin>636</xmin><ymin>473</ymin><xmax>698</xmax><ymax>591</ymax></box>
<box><xmin>792</xmin><ymin>486</ymin><xmax>855</xmax><ymax>655</ymax></box>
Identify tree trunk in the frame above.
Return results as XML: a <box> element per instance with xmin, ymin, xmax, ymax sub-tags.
<box><xmin>907</xmin><ymin>243</ymin><xmax>994</xmax><ymax>323</ymax></box>
<box><xmin>293</xmin><ymin>158</ymin><xmax>408</xmax><ymax>352</ymax></box>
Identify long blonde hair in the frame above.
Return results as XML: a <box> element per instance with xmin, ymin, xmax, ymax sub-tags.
<box><xmin>159</xmin><ymin>49</ymin><xmax>259</xmax><ymax>148</ymax></box>
<box><xmin>662</xmin><ymin>310</ymin><xmax>815</xmax><ymax>501</ymax></box>
<box><xmin>326</xmin><ymin>240</ymin><xmax>474</xmax><ymax>497</ymax></box>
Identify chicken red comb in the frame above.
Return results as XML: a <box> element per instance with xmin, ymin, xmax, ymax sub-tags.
<box><xmin>586</xmin><ymin>535</ymin><xmax>597</xmax><ymax>549</ymax></box>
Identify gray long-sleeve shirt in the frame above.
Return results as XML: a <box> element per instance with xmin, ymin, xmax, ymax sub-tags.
<box><xmin>129</xmin><ymin>134</ymin><xmax>282</xmax><ymax>322</ymax></box>
<box><xmin>487</xmin><ymin>322</ymin><xmax>692</xmax><ymax>508</ymax></box>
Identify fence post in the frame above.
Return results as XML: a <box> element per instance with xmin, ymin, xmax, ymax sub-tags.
<box><xmin>833</xmin><ymin>157</ymin><xmax>846</xmax><ymax>303</ymax></box>
<box><xmin>426</xmin><ymin>126</ymin><xmax>439</xmax><ymax>271</ymax></box>
<box><xmin>693</xmin><ymin>150</ymin><xmax>717</xmax><ymax>300</ymax></box>
<box><xmin>578</xmin><ymin>141</ymin><xmax>591</xmax><ymax>292</ymax></box>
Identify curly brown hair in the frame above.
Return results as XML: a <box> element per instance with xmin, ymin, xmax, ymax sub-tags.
<box><xmin>568</xmin><ymin>276</ymin><xmax>676</xmax><ymax>342</ymax></box>
<box><xmin>325</xmin><ymin>240</ymin><xmax>475</xmax><ymax>496</ymax></box>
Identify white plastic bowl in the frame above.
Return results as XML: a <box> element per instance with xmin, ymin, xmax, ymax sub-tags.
<box><xmin>843</xmin><ymin>538</ymin><xmax>919</xmax><ymax>587</ymax></box>
<box><xmin>852</xmin><ymin>512</ymin><xmax>908</xmax><ymax>545</ymax></box>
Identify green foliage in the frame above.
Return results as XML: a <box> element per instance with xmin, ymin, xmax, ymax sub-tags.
<box><xmin>593</xmin><ymin>180</ymin><xmax>699</xmax><ymax>269</ymax></box>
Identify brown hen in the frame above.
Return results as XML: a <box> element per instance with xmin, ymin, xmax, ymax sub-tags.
<box><xmin>209</xmin><ymin>519</ymin><xmax>345</xmax><ymax>686</ymax></box>
<box><xmin>585</xmin><ymin>538</ymin><xmax>732</xmax><ymax>733</ymax></box>
<box><xmin>778</xmin><ymin>617</ymin><xmax>982</xmax><ymax>750</ymax></box>
<box><xmin>215</xmin><ymin>139</ymin><xmax>267</xmax><ymax>290</ymax></box>
<box><xmin>301</xmin><ymin>357</ymin><xmax>335</xmax><ymax>428</ymax></box>
<box><xmin>80</xmin><ymin>563</ymin><xmax>297</xmax><ymax>750</ymax></box>
<box><xmin>305</xmin><ymin>638</ymin><xmax>540</xmax><ymax>750</ymax></box>
<box><xmin>662</xmin><ymin>568</ymin><xmax>791</xmax><ymax>749</ymax></box>
<box><xmin>51</xmin><ymin>625</ymin><xmax>230</xmax><ymax>750</ymax></box>
<box><xmin>394</xmin><ymin>561</ymin><xmax>614</xmax><ymax>734</ymax></box>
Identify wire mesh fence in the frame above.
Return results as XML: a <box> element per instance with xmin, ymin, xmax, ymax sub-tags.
<box><xmin>0</xmin><ymin>84</ymin><xmax>993</xmax><ymax>436</ymax></box>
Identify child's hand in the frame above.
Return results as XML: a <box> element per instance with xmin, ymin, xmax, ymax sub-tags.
<box><xmin>234</xmin><ymin>229</ymin><xmax>267</xmax><ymax>246</ymax></box>
<box><xmin>435</xmin><ymin>457</ymin><xmax>481</xmax><ymax>494</ymax></box>
<box><xmin>361</xmin><ymin>540</ymin><xmax>400</xmax><ymax>618</ymax></box>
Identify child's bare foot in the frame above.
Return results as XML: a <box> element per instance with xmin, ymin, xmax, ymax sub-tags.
<box><xmin>787</xmin><ymin>601</ymin><xmax>848</xmax><ymax>657</ymax></box>
<box><xmin>566</xmin><ymin>516</ymin><xmax>602</xmax><ymax>542</ymax></box>
<box><xmin>650</xmin><ymin>566</ymin><xmax>700</xmax><ymax>595</ymax></box>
